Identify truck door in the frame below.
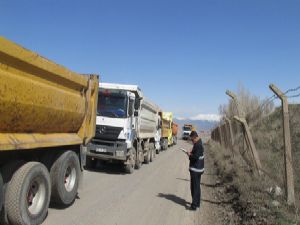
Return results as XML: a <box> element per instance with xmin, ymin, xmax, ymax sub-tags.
<box><xmin>128</xmin><ymin>97</ymin><xmax>135</xmax><ymax>135</ymax></box>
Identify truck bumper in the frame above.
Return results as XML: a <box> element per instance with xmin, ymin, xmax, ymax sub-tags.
<box><xmin>86</xmin><ymin>139</ymin><xmax>128</xmax><ymax>161</ymax></box>
<box><xmin>182</xmin><ymin>134</ymin><xmax>190</xmax><ymax>140</ymax></box>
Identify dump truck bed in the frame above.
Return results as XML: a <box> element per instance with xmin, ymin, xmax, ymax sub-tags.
<box><xmin>138</xmin><ymin>98</ymin><xmax>159</xmax><ymax>139</ymax></box>
<box><xmin>0</xmin><ymin>37</ymin><xmax>99</xmax><ymax>151</ymax></box>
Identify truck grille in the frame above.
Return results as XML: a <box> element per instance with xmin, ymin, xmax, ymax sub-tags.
<box><xmin>95</xmin><ymin>125</ymin><xmax>123</xmax><ymax>140</ymax></box>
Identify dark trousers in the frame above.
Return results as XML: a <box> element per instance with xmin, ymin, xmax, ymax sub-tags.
<box><xmin>190</xmin><ymin>171</ymin><xmax>202</xmax><ymax>208</ymax></box>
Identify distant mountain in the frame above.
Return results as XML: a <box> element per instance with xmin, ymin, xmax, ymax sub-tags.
<box><xmin>173</xmin><ymin>118</ymin><xmax>218</xmax><ymax>133</ymax></box>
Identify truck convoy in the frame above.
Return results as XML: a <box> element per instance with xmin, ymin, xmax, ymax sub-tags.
<box><xmin>0</xmin><ymin>37</ymin><xmax>99</xmax><ymax>225</ymax></box>
<box><xmin>86</xmin><ymin>83</ymin><xmax>160</xmax><ymax>174</ymax></box>
<box><xmin>182</xmin><ymin>124</ymin><xmax>196</xmax><ymax>140</ymax></box>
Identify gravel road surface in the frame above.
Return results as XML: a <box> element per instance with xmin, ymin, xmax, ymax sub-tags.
<box><xmin>43</xmin><ymin>140</ymin><xmax>224</xmax><ymax>225</ymax></box>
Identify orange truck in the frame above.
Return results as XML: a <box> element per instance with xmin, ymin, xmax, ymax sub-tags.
<box><xmin>172</xmin><ymin>122</ymin><xmax>178</xmax><ymax>145</ymax></box>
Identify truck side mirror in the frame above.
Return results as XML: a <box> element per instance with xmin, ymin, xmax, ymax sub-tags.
<box><xmin>134</xmin><ymin>111</ymin><xmax>139</xmax><ymax>117</ymax></box>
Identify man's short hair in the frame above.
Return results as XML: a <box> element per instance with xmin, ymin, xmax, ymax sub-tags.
<box><xmin>190</xmin><ymin>131</ymin><xmax>198</xmax><ymax>138</ymax></box>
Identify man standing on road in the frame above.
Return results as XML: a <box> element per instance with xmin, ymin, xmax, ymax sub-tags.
<box><xmin>188</xmin><ymin>131</ymin><xmax>204</xmax><ymax>211</ymax></box>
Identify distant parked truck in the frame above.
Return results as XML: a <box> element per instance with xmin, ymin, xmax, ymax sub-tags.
<box><xmin>172</xmin><ymin>122</ymin><xmax>178</xmax><ymax>145</ymax></box>
<box><xmin>182</xmin><ymin>124</ymin><xmax>196</xmax><ymax>140</ymax></box>
<box><xmin>159</xmin><ymin>112</ymin><xmax>174</xmax><ymax>150</ymax></box>
<box><xmin>0</xmin><ymin>37</ymin><xmax>99</xmax><ymax>225</ymax></box>
<box><xmin>86</xmin><ymin>83</ymin><xmax>160</xmax><ymax>174</ymax></box>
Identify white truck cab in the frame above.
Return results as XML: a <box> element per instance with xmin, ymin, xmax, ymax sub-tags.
<box><xmin>86</xmin><ymin>83</ymin><xmax>159</xmax><ymax>173</ymax></box>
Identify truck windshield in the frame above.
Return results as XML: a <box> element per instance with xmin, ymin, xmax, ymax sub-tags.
<box><xmin>98</xmin><ymin>89</ymin><xmax>128</xmax><ymax>118</ymax></box>
<box><xmin>184</xmin><ymin>127</ymin><xmax>192</xmax><ymax>131</ymax></box>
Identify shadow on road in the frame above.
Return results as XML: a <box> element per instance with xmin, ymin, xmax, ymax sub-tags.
<box><xmin>157</xmin><ymin>193</ymin><xmax>190</xmax><ymax>209</ymax></box>
<box><xmin>85</xmin><ymin>163</ymin><xmax>127</xmax><ymax>175</ymax></box>
<box><xmin>49</xmin><ymin>194</ymin><xmax>80</xmax><ymax>210</ymax></box>
<box><xmin>202</xmin><ymin>198</ymin><xmax>232</xmax><ymax>205</ymax></box>
<box><xmin>176</xmin><ymin>178</ymin><xmax>190</xmax><ymax>182</ymax></box>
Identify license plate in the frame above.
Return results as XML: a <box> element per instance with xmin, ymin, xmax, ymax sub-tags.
<box><xmin>96</xmin><ymin>148</ymin><xmax>107</xmax><ymax>153</ymax></box>
<box><xmin>116</xmin><ymin>151</ymin><xmax>124</xmax><ymax>157</ymax></box>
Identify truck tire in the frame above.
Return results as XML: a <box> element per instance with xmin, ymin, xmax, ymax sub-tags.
<box><xmin>156</xmin><ymin>147</ymin><xmax>160</xmax><ymax>154</ymax></box>
<box><xmin>124</xmin><ymin>148</ymin><xmax>135</xmax><ymax>174</ymax></box>
<box><xmin>5</xmin><ymin>162</ymin><xmax>51</xmax><ymax>225</ymax></box>
<box><xmin>144</xmin><ymin>150</ymin><xmax>151</xmax><ymax>164</ymax></box>
<box><xmin>50</xmin><ymin>151</ymin><xmax>80</xmax><ymax>206</ymax></box>
<box><xmin>0</xmin><ymin>174</ymin><xmax>3</xmax><ymax>212</ymax></box>
<box><xmin>173</xmin><ymin>136</ymin><xmax>177</xmax><ymax>145</ymax></box>
<box><xmin>85</xmin><ymin>156</ymin><xmax>97</xmax><ymax>170</ymax></box>
<box><xmin>150</xmin><ymin>143</ymin><xmax>155</xmax><ymax>162</ymax></box>
<box><xmin>0</xmin><ymin>160</ymin><xmax>25</xmax><ymax>225</ymax></box>
<box><xmin>164</xmin><ymin>139</ymin><xmax>168</xmax><ymax>150</ymax></box>
<box><xmin>135</xmin><ymin>149</ymin><xmax>143</xmax><ymax>170</ymax></box>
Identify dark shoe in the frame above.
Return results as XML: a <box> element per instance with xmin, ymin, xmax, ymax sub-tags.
<box><xmin>189</xmin><ymin>206</ymin><xmax>197</xmax><ymax>211</ymax></box>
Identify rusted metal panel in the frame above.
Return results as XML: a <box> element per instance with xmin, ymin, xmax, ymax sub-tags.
<box><xmin>0</xmin><ymin>37</ymin><xmax>99</xmax><ymax>151</ymax></box>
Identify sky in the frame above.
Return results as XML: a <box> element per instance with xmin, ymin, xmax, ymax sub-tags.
<box><xmin>1</xmin><ymin>0</ymin><xmax>300</xmax><ymax>120</ymax></box>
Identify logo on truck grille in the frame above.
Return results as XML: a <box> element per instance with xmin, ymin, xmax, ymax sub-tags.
<box><xmin>95</xmin><ymin>125</ymin><xmax>123</xmax><ymax>140</ymax></box>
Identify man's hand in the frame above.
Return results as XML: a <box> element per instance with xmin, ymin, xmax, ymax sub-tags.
<box><xmin>188</xmin><ymin>151</ymin><xmax>192</xmax><ymax>156</ymax></box>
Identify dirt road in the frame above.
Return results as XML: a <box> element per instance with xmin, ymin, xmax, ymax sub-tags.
<box><xmin>43</xmin><ymin>140</ymin><xmax>225</xmax><ymax>225</ymax></box>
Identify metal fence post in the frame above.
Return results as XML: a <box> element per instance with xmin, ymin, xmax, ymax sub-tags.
<box><xmin>269</xmin><ymin>84</ymin><xmax>295</xmax><ymax>206</ymax></box>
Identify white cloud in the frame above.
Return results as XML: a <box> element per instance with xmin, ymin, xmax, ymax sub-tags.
<box><xmin>189</xmin><ymin>114</ymin><xmax>221</xmax><ymax>121</ymax></box>
<box><xmin>174</xmin><ymin>114</ymin><xmax>221</xmax><ymax>122</ymax></box>
<box><xmin>175</xmin><ymin>117</ymin><xmax>187</xmax><ymax>120</ymax></box>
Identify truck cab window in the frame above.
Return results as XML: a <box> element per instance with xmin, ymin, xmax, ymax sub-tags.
<box><xmin>98</xmin><ymin>89</ymin><xmax>128</xmax><ymax>118</ymax></box>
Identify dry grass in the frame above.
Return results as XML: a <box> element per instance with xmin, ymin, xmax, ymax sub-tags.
<box><xmin>250</xmin><ymin>104</ymin><xmax>300</xmax><ymax>207</ymax></box>
<box><xmin>208</xmin><ymin>140</ymin><xmax>300</xmax><ymax>225</ymax></box>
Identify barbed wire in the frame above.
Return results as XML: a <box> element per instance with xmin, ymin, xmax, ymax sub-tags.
<box><xmin>217</xmin><ymin>85</ymin><xmax>300</xmax><ymax>129</ymax></box>
<box><xmin>243</xmin><ymin>85</ymin><xmax>300</xmax><ymax>122</ymax></box>
<box><xmin>286</xmin><ymin>92</ymin><xmax>300</xmax><ymax>99</ymax></box>
<box><xmin>284</xmin><ymin>85</ymin><xmax>300</xmax><ymax>95</ymax></box>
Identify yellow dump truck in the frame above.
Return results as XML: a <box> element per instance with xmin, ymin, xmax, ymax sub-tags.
<box><xmin>159</xmin><ymin>112</ymin><xmax>173</xmax><ymax>149</ymax></box>
<box><xmin>0</xmin><ymin>37</ymin><xmax>99</xmax><ymax>225</ymax></box>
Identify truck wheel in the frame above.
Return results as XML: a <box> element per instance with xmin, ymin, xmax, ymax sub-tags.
<box><xmin>156</xmin><ymin>148</ymin><xmax>160</xmax><ymax>154</ymax></box>
<box><xmin>135</xmin><ymin>149</ymin><xmax>143</xmax><ymax>170</ymax></box>
<box><xmin>85</xmin><ymin>156</ymin><xmax>97</xmax><ymax>170</ymax></box>
<box><xmin>50</xmin><ymin>151</ymin><xmax>80</xmax><ymax>206</ymax></box>
<box><xmin>0</xmin><ymin>160</ymin><xmax>25</xmax><ymax>224</ymax></box>
<box><xmin>124</xmin><ymin>149</ymin><xmax>135</xmax><ymax>174</ymax></box>
<box><xmin>5</xmin><ymin>162</ymin><xmax>51</xmax><ymax>225</ymax></box>
<box><xmin>164</xmin><ymin>139</ymin><xmax>168</xmax><ymax>150</ymax></box>
<box><xmin>144</xmin><ymin>150</ymin><xmax>151</xmax><ymax>164</ymax></box>
<box><xmin>150</xmin><ymin>143</ymin><xmax>155</xmax><ymax>162</ymax></box>
<box><xmin>173</xmin><ymin>136</ymin><xmax>177</xmax><ymax>145</ymax></box>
